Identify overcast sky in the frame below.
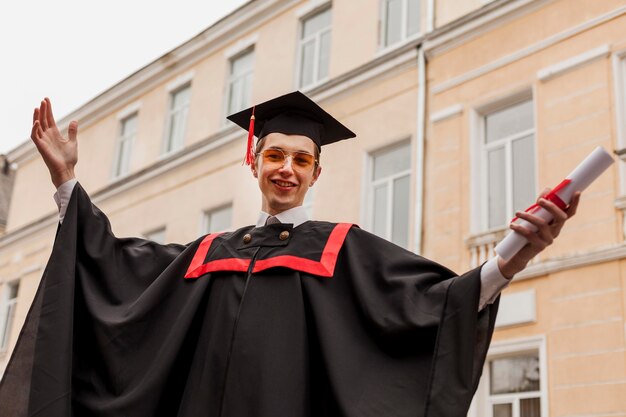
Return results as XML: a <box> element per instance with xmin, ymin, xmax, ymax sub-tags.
<box><xmin>0</xmin><ymin>0</ymin><xmax>249</xmax><ymax>155</ymax></box>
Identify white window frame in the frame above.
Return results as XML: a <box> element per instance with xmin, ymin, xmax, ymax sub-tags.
<box><xmin>379</xmin><ymin>0</ymin><xmax>422</xmax><ymax>49</ymax></box>
<box><xmin>112</xmin><ymin>112</ymin><xmax>138</xmax><ymax>179</ymax></box>
<box><xmin>162</xmin><ymin>83</ymin><xmax>192</xmax><ymax>156</ymax></box>
<box><xmin>365</xmin><ymin>140</ymin><xmax>412</xmax><ymax>248</ymax></box>
<box><xmin>469</xmin><ymin>336</ymin><xmax>549</xmax><ymax>417</ymax></box>
<box><xmin>224</xmin><ymin>48</ymin><xmax>255</xmax><ymax>120</ymax></box>
<box><xmin>0</xmin><ymin>281</ymin><xmax>19</xmax><ymax>352</ymax></box>
<box><xmin>296</xmin><ymin>6</ymin><xmax>332</xmax><ymax>90</ymax></box>
<box><xmin>201</xmin><ymin>204</ymin><xmax>234</xmax><ymax>234</ymax></box>
<box><xmin>470</xmin><ymin>90</ymin><xmax>537</xmax><ymax>234</ymax></box>
<box><xmin>611</xmin><ymin>50</ymin><xmax>626</xmax><ymax>196</ymax></box>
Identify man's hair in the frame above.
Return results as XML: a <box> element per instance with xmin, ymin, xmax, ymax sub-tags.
<box><xmin>255</xmin><ymin>136</ymin><xmax>320</xmax><ymax>168</ymax></box>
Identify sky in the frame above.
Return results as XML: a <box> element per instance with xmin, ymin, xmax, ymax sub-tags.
<box><xmin>0</xmin><ymin>0</ymin><xmax>249</xmax><ymax>155</ymax></box>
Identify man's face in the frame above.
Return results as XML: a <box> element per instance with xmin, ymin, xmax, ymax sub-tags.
<box><xmin>252</xmin><ymin>132</ymin><xmax>322</xmax><ymax>215</ymax></box>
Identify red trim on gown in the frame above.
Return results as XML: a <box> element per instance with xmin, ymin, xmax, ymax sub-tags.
<box><xmin>184</xmin><ymin>223</ymin><xmax>352</xmax><ymax>279</ymax></box>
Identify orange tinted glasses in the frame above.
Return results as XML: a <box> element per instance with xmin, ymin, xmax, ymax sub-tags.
<box><xmin>257</xmin><ymin>148</ymin><xmax>317</xmax><ymax>171</ymax></box>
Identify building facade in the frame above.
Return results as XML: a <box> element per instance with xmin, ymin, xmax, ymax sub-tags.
<box><xmin>1</xmin><ymin>0</ymin><xmax>625</xmax><ymax>415</ymax></box>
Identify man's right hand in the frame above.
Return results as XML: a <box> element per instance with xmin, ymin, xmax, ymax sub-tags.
<box><xmin>30</xmin><ymin>98</ymin><xmax>78</xmax><ymax>188</ymax></box>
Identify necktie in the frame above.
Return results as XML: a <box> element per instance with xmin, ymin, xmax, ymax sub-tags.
<box><xmin>265</xmin><ymin>215</ymin><xmax>280</xmax><ymax>225</ymax></box>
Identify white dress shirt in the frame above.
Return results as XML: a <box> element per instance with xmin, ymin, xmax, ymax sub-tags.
<box><xmin>55</xmin><ymin>179</ymin><xmax>510</xmax><ymax>310</ymax></box>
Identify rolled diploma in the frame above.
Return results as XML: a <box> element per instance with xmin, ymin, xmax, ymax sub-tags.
<box><xmin>495</xmin><ymin>146</ymin><xmax>614</xmax><ymax>261</ymax></box>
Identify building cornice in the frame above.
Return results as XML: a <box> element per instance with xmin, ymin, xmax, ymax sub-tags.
<box><xmin>0</xmin><ymin>122</ymin><xmax>242</xmax><ymax>250</ymax></box>
<box><xmin>310</xmin><ymin>42</ymin><xmax>420</xmax><ymax>102</ymax></box>
<box><xmin>428</xmin><ymin>3</ymin><xmax>626</xmax><ymax>95</ymax></box>
<box><xmin>423</xmin><ymin>0</ymin><xmax>553</xmax><ymax>58</ymax></box>
<box><xmin>6</xmin><ymin>0</ymin><xmax>299</xmax><ymax>165</ymax></box>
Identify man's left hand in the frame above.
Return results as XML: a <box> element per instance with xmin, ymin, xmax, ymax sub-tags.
<box><xmin>498</xmin><ymin>189</ymin><xmax>581</xmax><ymax>279</ymax></box>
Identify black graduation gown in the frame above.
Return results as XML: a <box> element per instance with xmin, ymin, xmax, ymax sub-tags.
<box><xmin>0</xmin><ymin>183</ymin><xmax>498</xmax><ymax>417</ymax></box>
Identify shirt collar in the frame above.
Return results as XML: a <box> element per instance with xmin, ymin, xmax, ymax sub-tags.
<box><xmin>256</xmin><ymin>205</ymin><xmax>310</xmax><ymax>228</ymax></box>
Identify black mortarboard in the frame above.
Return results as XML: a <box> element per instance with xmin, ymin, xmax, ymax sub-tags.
<box><xmin>227</xmin><ymin>91</ymin><xmax>356</xmax><ymax>164</ymax></box>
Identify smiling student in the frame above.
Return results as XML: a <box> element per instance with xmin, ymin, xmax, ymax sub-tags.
<box><xmin>0</xmin><ymin>92</ymin><xmax>578</xmax><ymax>417</ymax></box>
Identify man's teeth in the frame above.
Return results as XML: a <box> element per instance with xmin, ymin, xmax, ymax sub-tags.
<box><xmin>274</xmin><ymin>180</ymin><xmax>295</xmax><ymax>187</ymax></box>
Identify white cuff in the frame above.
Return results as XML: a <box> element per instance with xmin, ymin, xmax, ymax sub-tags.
<box><xmin>53</xmin><ymin>179</ymin><xmax>78</xmax><ymax>224</ymax></box>
<box><xmin>478</xmin><ymin>256</ymin><xmax>511</xmax><ymax>311</ymax></box>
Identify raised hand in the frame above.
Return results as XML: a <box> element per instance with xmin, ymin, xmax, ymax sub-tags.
<box><xmin>498</xmin><ymin>188</ymin><xmax>581</xmax><ymax>278</ymax></box>
<box><xmin>30</xmin><ymin>98</ymin><xmax>78</xmax><ymax>188</ymax></box>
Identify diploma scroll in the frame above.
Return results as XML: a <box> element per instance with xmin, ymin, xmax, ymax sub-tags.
<box><xmin>495</xmin><ymin>146</ymin><xmax>614</xmax><ymax>261</ymax></box>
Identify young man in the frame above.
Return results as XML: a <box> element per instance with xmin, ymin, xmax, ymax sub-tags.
<box><xmin>0</xmin><ymin>92</ymin><xmax>577</xmax><ymax>416</ymax></box>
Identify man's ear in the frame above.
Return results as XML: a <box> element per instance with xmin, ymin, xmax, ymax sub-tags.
<box><xmin>251</xmin><ymin>156</ymin><xmax>258</xmax><ymax>178</ymax></box>
<box><xmin>310</xmin><ymin>165</ymin><xmax>322</xmax><ymax>187</ymax></box>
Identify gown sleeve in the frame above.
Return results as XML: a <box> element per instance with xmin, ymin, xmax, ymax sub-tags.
<box><xmin>0</xmin><ymin>183</ymin><xmax>196</xmax><ymax>417</ymax></box>
<box><xmin>301</xmin><ymin>226</ymin><xmax>499</xmax><ymax>416</ymax></box>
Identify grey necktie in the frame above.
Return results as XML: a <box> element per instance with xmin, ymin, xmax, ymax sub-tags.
<box><xmin>265</xmin><ymin>215</ymin><xmax>280</xmax><ymax>226</ymax></box>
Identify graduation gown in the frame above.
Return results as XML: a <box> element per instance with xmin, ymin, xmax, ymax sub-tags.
<box><xmin>0</xmin><ymin>183</ymin><xmax>498</xmax><ymax>417</ymax></box>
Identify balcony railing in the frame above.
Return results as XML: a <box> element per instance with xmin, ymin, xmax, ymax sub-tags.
<box><xmin>465</xmin><ymin>227</ymin><xmax>508</xmax><ymax>268</ymax></box>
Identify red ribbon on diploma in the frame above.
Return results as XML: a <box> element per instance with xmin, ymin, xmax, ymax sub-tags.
<box><xmin>511</xmin><ymin>178</ymin><xmax>572</xmax><ymax>223</ymax></box>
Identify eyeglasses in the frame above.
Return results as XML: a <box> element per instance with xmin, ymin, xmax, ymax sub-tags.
<box><xmin>257</xmin><ymin>148</ymin><xmax>318</xmax><ymax>171</ymax></box>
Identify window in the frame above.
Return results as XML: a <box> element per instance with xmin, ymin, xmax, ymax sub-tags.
<box><xmin>481</xmin><ymin>99</ymin><xmax>536</xmax><ymax>230</ymax></box>
<box><xmin>203</xmin><ymin>205</ymin><xmax>233</xmax><ymax>234</ymax></box>
<box><xmin>381</xmin><ymin>0</ymin><xmax>420</xmax><ymax>47</ymax></box>
<box><xmin>227</xmin><ymin>49</ymin><xmax>254</xmax><ymax>116</ymax></box>
<box><xmin>113</xmin><ymin>113</ymin><xmax>137</xmax><ymax>178</ymax></box>
<box><xmin>0</xmin><ymin>282</ymin><xmax>19</xmax><ymax>351</ymax></box>
<box><xmin>368</xmin><ymin>141</ymin><xmax>411</xmax><ymax>248</ymax></box>
<box><xmin>144</xmin><ymin>227</ymin><xmax>166</xmax><ymax>244</ymax></box>
<box><xmin>471</xmin><ymin>338</ymin><xmax>547</xmax><ymax>417</ymax></box>
<box><xmin>488</xmin><ymin>354</ymin><xmax>542</xmax><ymax>416</ymax></box>
<box><xmin>613</xmin><ymin>53</ymin><xmax>626</xmax><ymax>196</ymax></box>
<box><xmin>298</xmin><ymin>7</ymin><xmax>332</xmax><ymax>88</ymax></box>
<box><xmin>164</xmin><ymin>84</ymin><xmax>191</xmax><ymax>154</ymax></box>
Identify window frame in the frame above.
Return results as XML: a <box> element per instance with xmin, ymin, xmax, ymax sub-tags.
<box><xmin>225</xmin><ymin>48</ymin><xmax>255</xmax><ymax>119</ymax></box>
<box><xmin>162</xmin><ymin>83</ymin><xmax>192</xmax><ymax>156</ymax></box>
<box><xmin>470</xmin><ymin>90</ymin><xmax>538</xmax><ymax>234</ymax></box>
<box><xmin>469</xmin><ymin>336</ymin><xmax>549</xmax><ymax>417</ymax></box>
<box><xmin>296</xmin><ymin>5</ymin><xmax>332</xmax><ymax>90</ymax></box>
<box><xmin>379</xmin><ymin>0</ymin><xmax>422</xmax><ymax>49</ymax></box>
<box><xmin>201</xmin><ymin>204</ymin><xmax>234</xmax><ymax>235</ymax></box>
<box><xmin>0</xmin><ymin>281</ymin><xmax>19</xmax><ymax>352</ymax></box>
<box><xmin>365</xmin><ymin>139</ymin><xmax>412</xmax><ymax>248</ymax></box>
<box><xmin>112</xmin><ymin>112</ymin><xmax>138</xmax><ymax>179</ymax></box>
<box><xmin>611</xmin><ymin>50</ymin><xmax>626</xmax><ymax>196</ymax></box>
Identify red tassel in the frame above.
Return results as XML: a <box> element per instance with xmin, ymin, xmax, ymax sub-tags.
<box><xmin>244</xmin><ymin>106</ymin><xmax>256</xmax><ymax>165</ymax></box>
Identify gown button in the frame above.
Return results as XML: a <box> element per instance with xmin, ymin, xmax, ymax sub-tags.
<box><xmin>279</xmin><ymin>230</ymin><xmax>290</xmax><ymax>241</ymax></box>
<box><xmin>243</xmin><ymin>234</ymin><xmax>252</xmax><ymax>243</ymax></box>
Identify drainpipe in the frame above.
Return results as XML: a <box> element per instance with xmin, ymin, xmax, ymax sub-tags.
<box><xmin>427</xmin><ymin>0</ymin><xmax>435</xmax><ymax>32</ymax></box>
<box><xmin>414</xmin><ymin>45</ymin><xmax>426</xmax><ymax>254</ymax></box>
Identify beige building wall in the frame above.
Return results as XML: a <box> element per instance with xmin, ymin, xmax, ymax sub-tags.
<box><xmin>426</xmin><ymin>0</ymin><xmax>626</xmax><ymax>415</ymax></box>
<box><xmin>1</xmin><ymin>0</ymin><xmax>626</xmax><ymax>415</ymax></box>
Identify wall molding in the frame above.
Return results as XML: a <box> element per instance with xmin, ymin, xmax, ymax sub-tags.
<box><xmin>313</xmin><ymin>46</ymin><xmax>418</xmax><ymax>102</ymax></box>
<box><xmin>424</xmin><ymin>0</ymin><xmax>552</xmax><ymax>58</ymax></box>
<box><xmin>0</xmin><ymin>123</ymin><xmax>241</xmax><ymax>250</ymax></box>
<box><xmin>166</xmin><ymin>71</ymin><xmax>195</xmax><ymax>92</ymax></box>
<box><xmin>295</xmin><ymin>0</ymin><xmax>331</xmax><ymax>18</ymax></box>
<box><xmin>514</xmin><ymin>242</ymin><xmax>626</xmax><ymax>281</ymax></box>
<box><xmin>116</xmin><ymin>100</ymin><xmax>142</xmax><ymax>120</ymax></box>
<box><xmin>223</xmin><ymin>33</ymin><xmax>259</xmax><ymax>59</ymax></box>
<box><xmin>429</xmin><ymin>5</ymin><xmax>626</xmax><ymax>95</ymax></box>
<box><xmin>429</xmin><ymin>103</ymin><xmax>463</xmax><ymax>123</ymax></box>
<box><xmin>537</xmin><ymin>44</ymin><xmax>610</xmax><ymax>81</ymax></box>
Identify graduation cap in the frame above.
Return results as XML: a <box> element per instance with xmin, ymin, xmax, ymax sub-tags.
<box><xmin>227</xmin><ymin>91</ymin><xmax>356</xmax><ymax>165</ymax></box>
